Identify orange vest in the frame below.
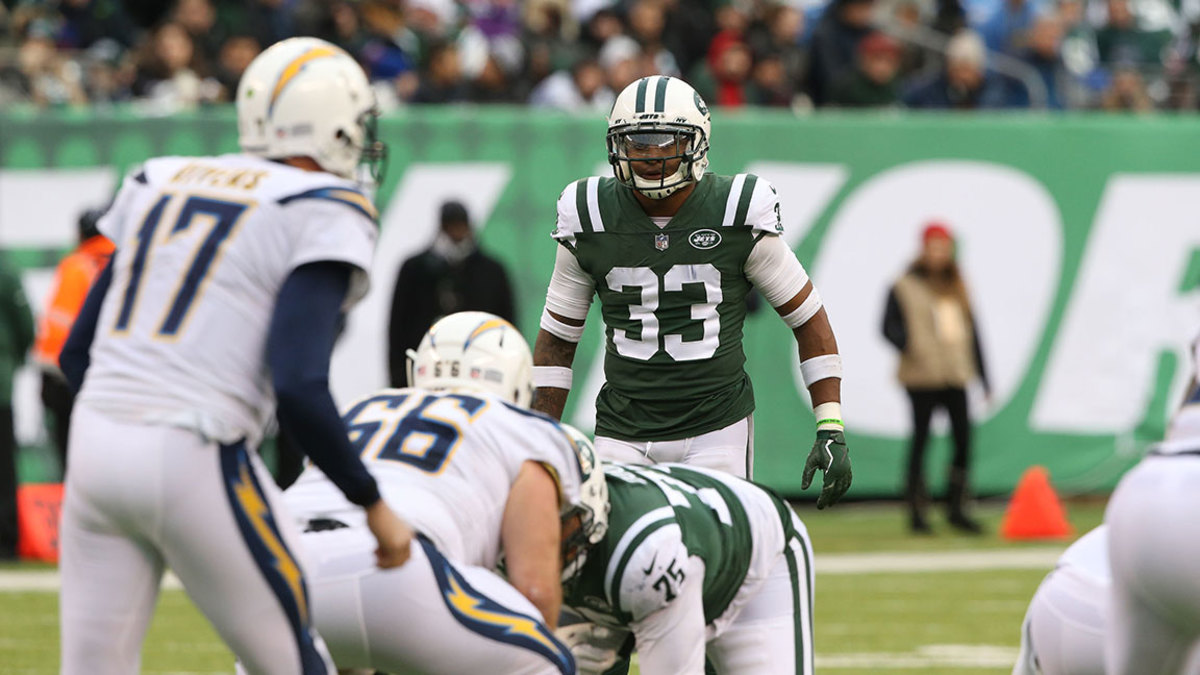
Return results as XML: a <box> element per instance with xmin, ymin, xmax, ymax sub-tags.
<box><xmin>33</xmin><ymin>236</ymin><xmax>115</xmax><ymax>367</ymax></box>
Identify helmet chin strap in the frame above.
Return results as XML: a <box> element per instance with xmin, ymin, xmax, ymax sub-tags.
<box><xmin>632</xmin><ymin>166</ymin><xmax>694</xmax><ymax>200</ymax></box>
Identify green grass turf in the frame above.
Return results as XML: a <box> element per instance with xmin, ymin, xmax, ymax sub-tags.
<box><xmin>0</xmin><ymin>499</ymin><xmax>1106</xmax><ymax>673</ymax></box>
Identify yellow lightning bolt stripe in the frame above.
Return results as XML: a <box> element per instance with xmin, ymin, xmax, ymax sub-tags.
<box><xmin>445</xmin><ymin>575</ymin><xmax>558</xmax><ymax>652</ymax></box>
<box><xmin>466</xmin><ymin>318</ymin><xmax>514</xmax><ymax>346</ymax></box>
<box><xmin>232</xmin><ymin>463</ymin><xmax>308</xmax><ymax>622</ymax></box>
<box><xmin>269</xmin><ymin>46</ymin><xmax>340</xmax><ymax>113</ymax></box>
<box><xmin>325</xmin><ymin>188</ymin><xmax>379</xmax><ymax>220</ymax></box>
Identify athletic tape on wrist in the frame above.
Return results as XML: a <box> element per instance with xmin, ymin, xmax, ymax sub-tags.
<box><xmin>800</xmin><ymin>353</ymin><xmax>843</xmax><ymax>387</ymax></box>
<box><xmin>532</xmin><ymin>366</ymin><xmax>573</xmax><ymax>390</ymax></box>
<box><xmin>781</xmin><ymin>288</ymin><xmax>823</xmax><ymax>328</ymax></box>
<box><xmin>540</xmin><ymin>307</ymin><xmax>585</xmax><ymax>343</ymax></box>
<box><xmin>813</xmin><ymin>401</ymin><xmax>844</xmax><ymax>431</ymax></box>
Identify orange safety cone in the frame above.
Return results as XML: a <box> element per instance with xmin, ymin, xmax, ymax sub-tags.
<box><xmin>1000</xmin><ymin>466</ymin><xmax>1074</xmax><ymax>540</ymax></box>
<box><xmin>16</xmin><ymin>483</ymin><xmax>65</xmax><ymax>563</ymax></box>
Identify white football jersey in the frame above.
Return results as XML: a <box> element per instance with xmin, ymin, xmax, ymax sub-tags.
<box><xmin>285</xmin><ymin>388</ymin><xmax>584</xmax><ymax>570</ymax></box>
<box><xmin>77</xmin><ymin>154</ymin><xmax>378</xmax><ymax>446</ymax></box>
<box><xmin>1056</xmin><ymin>524</ymin><xmax>1109</xmax><ymax>584</ymax></box>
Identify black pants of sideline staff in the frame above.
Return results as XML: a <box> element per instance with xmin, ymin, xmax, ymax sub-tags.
<box><xmin>904</xmin><ymin>386</ymin><xmax>980</xmax><ymax>534</ymax></box>
<box><xmin>0</xmin><ymin>405</ymin><xmax>17</xmax><ymax>558</ymax></box>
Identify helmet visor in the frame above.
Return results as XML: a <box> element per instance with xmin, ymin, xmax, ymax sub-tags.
<box><xmin>358</xmin><ymin>109</ymin><xmax>388</xmax><ymax>186</ymax></box>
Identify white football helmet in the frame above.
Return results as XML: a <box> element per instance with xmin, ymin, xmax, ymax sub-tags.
<box><xmin>560</xmin><ymin>424</ymin><xmax>610</xmax><ymax>583</ymax></box>
<box><xmin>236</xmin><ymin>37</ymin><xmax>386</xmax><ymax>181</ymax></box>
<box><xmin>607</xmin><ymin>75</ymin><xmax>711</xmax><ymax>200</ymax></box>
<box><xmin>406</xmin><ymin>311</ymin><xmax>533</xmax><ymax>407</ymax></box>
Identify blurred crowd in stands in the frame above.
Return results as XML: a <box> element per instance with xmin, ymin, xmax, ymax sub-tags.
<box><xmin>0</xmin><ymin>0</ymin><xmax>1196</xmax><ymax>112</ymax></box>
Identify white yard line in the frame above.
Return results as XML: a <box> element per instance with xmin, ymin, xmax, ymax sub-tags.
<box><xmin>0</xmin><ymin>547</ymin><xmax>1066</xmax><ymax>592</ymax></box>
<box><xmin>816</xmin><ymin>547</ymin><xmax>1065</xmax><ymax>575</ymax></box>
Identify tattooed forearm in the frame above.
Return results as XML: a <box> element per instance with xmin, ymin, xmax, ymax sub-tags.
<box><xmin>531</xmin><ymin>328</ymin><xmax>581</xmax><ymax>420</ymax></box>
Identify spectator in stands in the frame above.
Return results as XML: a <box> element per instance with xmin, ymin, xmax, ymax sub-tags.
<box><xmin>32</xmin><ymin>209</ymin><xmax>113</xmax><ymax>475</ymax></box>
<box><xmin>692</xmin><ymin>31</ymin><xmax>754</xmax><ymax>107</ymax></box>
<box><xmin>660</xmin><ymin>0</ymin><xmax>716</xmax><ymax>77</ymax></box>
<box><xmin>1099</xmin><ymin>63</ymin><xmax>1154</xmax><ymax>110</ymax></box>
<box><xmin>974</xmin><ymin>0</ymin><xmax>1042</xmax><ymax>57</ymax></box>
<box><xmin>522</xmin><ymin>0</ymin><xmax>580</xmax><ymax>89</ymax></box>
<box><xmin>809</xmin><ymin>0</ymin><xmax>879</xmax><ymax>106</ymax></box>
<box><xmin>0</xmin><ymin>254</ymin><xmax>34</xmax><ymax>560</ymax></box>
<box><xmin>529</xmin><ymin>56</ymin><xmax>614</xmax><ymax>110</ymax></box>
<box><xmin>1021</xmin><ymin>12</ymin><xmax>1066</xmax><ymax>108</ymax></box>
<box><xmin>56</xmin><ymin>0</ymin><xmax>138</xmax><ymax>51</ymax></box>
<box><xmin>131</xmin><ymin>22</ymin><xmax>220</xmax><ymax>110</ymax></box>
<box><xmin>599</xmin><ymin>33</ymin><xmax>643</xmax><ymax>95</ymax></box>
<box><xmin>1095</xmin><ymin>0</ymin><xmax>1172</xmax><ymax>66</ymax></box>
<box><xmin>172</xmin><ymin>0</ymin><xmax>223</xmax><ymax>70</ymax></box>
<box><xmin>387</xmin><ymin>200</ymin><xmax>517</xmax><ymax>388</ymax></box>
<box><xmin>411</xmin><ymin>39</ymin><xmax>469</xmax><ymax>103</ymax></box>
<box><xmin>214</xmin><ymin>34</ymin><xmax>260</xmax><ymax>101</ymax></box>
<box><xmin>747</xmin><ymin>51</ymin><xmax>796</xmax><ymax>106</ymax></box>
<box><xmin>746</xmin><ymin>4</ymin><xmax>809</xmax><ymax>99</ymax></box>
<box><xmin>628</xmin><ymin>0</ymin><xmax>681</xmax><ymax>77</ymax></box>
<box><xmin>12</xmin><ymin>30</ymin><xmax>88</xmax><ymax>107</ymax></box>
<box><xmin>903</xmin><ymin>29</ymin><xmax>1015</xmax><ymax>108</ymax></box>
<box><xmin>882</xmin><ymin>222</ymin><xmax>990</xmax><ymax>535</ymax></box>
<box><xmin>831</xmin><ymin>31</ymin><xmax>903</xmax><ymax>107</ymax></box>
<box><xmin>358</xmin><ymin>0</ymin><xmax>421</xmax><ymax>102</ymax></box>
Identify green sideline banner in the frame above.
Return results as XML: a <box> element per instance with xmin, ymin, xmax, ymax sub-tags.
<box><xmin>3</xmin><ymin>108</ymin><xmax>1199</xmax><ymax>499</ymax></box>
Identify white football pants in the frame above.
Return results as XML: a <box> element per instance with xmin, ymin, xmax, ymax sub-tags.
<box><xmin>297</xmin><ymin>526</ymin><xmax>574</xmax><ymax>674</ymax></box>
<box><xmin>595</xmin><ymin>415</ymin><xmax>754</xmax><ymax>479</ymax></box>
<box><xmin>1106</xmin><ymin>454</ymin><xmax>1200</xmax><ymax>675</ymax></box>
<box><xmin>60</xmin><ymin>404</ymin><xmax>334</xmax><ymax>675</ymax></box>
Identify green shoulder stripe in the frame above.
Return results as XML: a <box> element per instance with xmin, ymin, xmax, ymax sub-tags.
<box><xmin>604</xmin><ymin>505</ymin><xmax>675</xmax><ymax>610</ymax></box>
<box><xmin>733</xmin><ymin>174</ymin><xmax>759</xmax><ymax>228</ymax></box>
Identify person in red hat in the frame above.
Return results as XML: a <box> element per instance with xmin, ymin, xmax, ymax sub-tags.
<box><xmin>882</xmin><ymin>221</ymin><xmax>991</xmax><ymax>534</ymax></box>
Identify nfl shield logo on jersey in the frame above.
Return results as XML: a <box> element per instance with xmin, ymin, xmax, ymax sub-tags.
<box><xmin>655</xmin><ymin>233</ymin><xmax>669</xmax><ymax>251</ymax></box>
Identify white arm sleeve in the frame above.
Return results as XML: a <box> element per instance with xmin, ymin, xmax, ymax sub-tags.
<box><xmin>544</xmin><ymin>245</ymin><xmax>595</xmax><ymax>320</ymax></box>
<box><xmin>744</xmin><ymin>233</ymin><xmax>811</xmax><ymax>308</ymax></box>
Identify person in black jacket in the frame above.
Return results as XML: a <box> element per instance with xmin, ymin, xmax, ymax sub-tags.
<box><xmin>388</xmin><ymin>200</ymin><xmax>517</xmax><ymax>387</ymax></box>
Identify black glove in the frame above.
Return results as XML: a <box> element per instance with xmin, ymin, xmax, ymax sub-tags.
<box><xmin>801</xmin><ymin>429</ymin><xmax>852</xmax><ymax>509</ymax></box>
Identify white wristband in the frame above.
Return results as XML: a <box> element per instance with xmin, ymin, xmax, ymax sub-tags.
<box><xmin>781</xmin><ymin>288</ymin><xmax>823</xmax><ymax>328</ymax></box>
<box><xmin>800</xmin><ymin>353</ymin><xmax>843</xmax><ymax>387</ymax></box>
<box><xmin>532</xmin><ymin>366</ymin><xmax>573</xmax><ymax>390</ymax></box>
<box><xmin>540</xmin><ymin>307</ymin><xmax>585</xmax><ymax>343</ymax></box>
<box><xmin>813</xmin><ymin>401</ymin><xmax>844</xmax><ymax>431</ymax></box>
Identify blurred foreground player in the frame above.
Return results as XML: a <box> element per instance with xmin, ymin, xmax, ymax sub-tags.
<box><xmin>57</xmin><ymin>37</ymin><xmax>411</xmax><ymax>675</ymax></box>
<box><xmin>284</xmin><ymin>312</ymin><xmax>581</xmax><ymax>674</ymax></box>
<box><xmin>1105</xmin><ymin>334</ymin><xmax>1200</xmax><ymax>675</ymax></box>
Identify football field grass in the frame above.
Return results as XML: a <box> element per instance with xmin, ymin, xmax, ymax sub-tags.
<box><xmin>0</xmin><ymin>499</ymin><xmax>1107</xmax><ymax>674</ymax></box>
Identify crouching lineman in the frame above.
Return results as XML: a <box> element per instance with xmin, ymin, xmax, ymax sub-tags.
<box><xmin>557</xmin><ymin>443</ymin><xmax>815</xmax><ymax>675</ymax></box>
<box><xmin>281</xmin><ymin>312</ymin><xmax>582</xmax><ymax>674</ymax></box>
<box><xmin>1105</xmin><ymin>336</ymin><xmax>1200</xmax><ymax>675</ymax></box>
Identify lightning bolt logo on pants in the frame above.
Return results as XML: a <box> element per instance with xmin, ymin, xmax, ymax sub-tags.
<box><xmin>232</xmin><ymin>462</ymin><xmax>308</xmax><ymax>622</ymax></box>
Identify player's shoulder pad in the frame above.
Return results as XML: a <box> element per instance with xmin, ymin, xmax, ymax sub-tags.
<box><xmin>612</xmin><ymin>523</ymin><xmax>690</xmax><ymax>621</ymax></box>
<box><xmin>277</xmin><ymin>183</ymin><xmax>378</xmax><ymax>223</ymax></box>
<box><xmin>718</xmin><ymin>173</ymin><xmax>783</xmax><ymax>236</ymax></box>
<box><xmin>554</xmin><ymin>176</ymin><xmax>611</xmax><ymax>245</ymax></box>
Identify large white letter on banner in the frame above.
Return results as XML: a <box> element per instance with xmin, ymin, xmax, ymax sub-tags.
<box><xmin>1033</xmin><ymin>175</ymin><xmax>1200</xmax><ymax>434</ymax></box>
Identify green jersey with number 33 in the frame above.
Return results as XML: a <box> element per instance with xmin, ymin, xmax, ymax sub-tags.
<box><xmin>553</xmin><ymin>172</ymin><xmax>783</xmax><ymax>441</ymax></box>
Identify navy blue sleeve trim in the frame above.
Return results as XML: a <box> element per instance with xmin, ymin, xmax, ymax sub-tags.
<box><xmin>61</xmin><ymin>256</ymin><xmax>114</xmax><ymax>394</ymax></box>
<box><xmin>268</xmin><ymin>262</ymin><xmax>380</xmax><ymax>507</ymax></box>
<box><xmin>276</xmin><ymin>186</ymin><xmax>378</xmax><ymax>222</ymax></box>
<box><xmin>133</xmin><ymin>170</ymin><xmax>147</xmax><ymax>184</ymax></box>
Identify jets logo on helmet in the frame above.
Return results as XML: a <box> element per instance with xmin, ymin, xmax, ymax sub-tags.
<box><xmin>237</xmin><ymin>37</ymin><xmax>387</xmax><ymax>183</ymax></box>
<box><xmin>407</xmin><ymin>311</ymin><xmax>534</xmax><ymax>406</ymax></box>
<box><xmin>607</xmin><ymin>75</ymin><xmax>711</xmax><ymax>200</ymax></box>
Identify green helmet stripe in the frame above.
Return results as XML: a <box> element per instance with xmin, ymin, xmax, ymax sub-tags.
<box><xmin>635</xmin><ymin>77</ymin><xmax>649</xmax><ymax>113</ymax></box>
<box><xmin>654</xmin><ymin>76</ymin><xmax>669</xmax><ymax>113</ymax></box>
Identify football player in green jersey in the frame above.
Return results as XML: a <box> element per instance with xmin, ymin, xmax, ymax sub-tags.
<box><xmin>532</xmin><ymin>75</ymin><xmax>851</xmax><ymax>508</ymax></box>
<box><xmin>556</xmin><ymin>428</ymin><xmax>814</xmax><ymax>675</ymax></box>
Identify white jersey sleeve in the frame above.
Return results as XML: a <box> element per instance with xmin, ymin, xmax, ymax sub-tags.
<box><xmin>552</xmin><ymin>180</ymin><xmax>586</xmax><ymax>247</ymax></box>
<box><xmin>744</xmin><ymin>234</ymin><xmax>811</xmax><ymax>308</ymax></box>
<box><xmin>276</xmin><ymin>185</ymin><xmax>378</xmax><ymax>308</ymax></box>
<box><xmin>95</xmin><ymin>166</ymin><xmax>147</xmax><ymax>245</ymax></box>
<box><xmin>742</xmin><ymin>175</ymin><xmax>785</xmax><ymax>236</ymax></box>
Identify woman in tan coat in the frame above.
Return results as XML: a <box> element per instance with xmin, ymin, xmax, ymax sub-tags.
<box><xmin>882</xmin><ymin>222</ymin><xmax>990</xmax><ymax>534</ymax></box>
